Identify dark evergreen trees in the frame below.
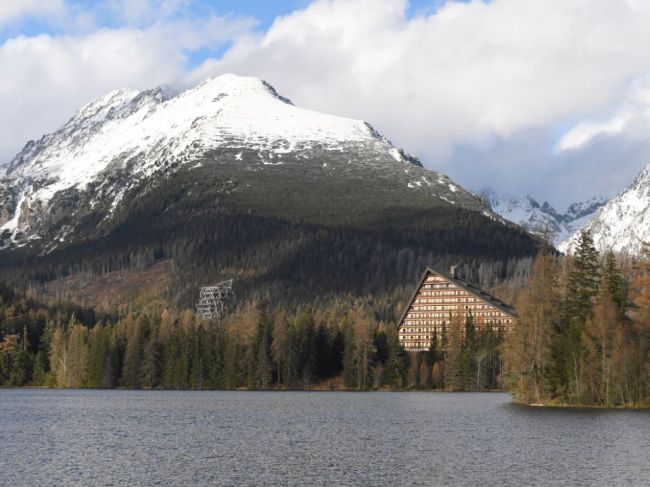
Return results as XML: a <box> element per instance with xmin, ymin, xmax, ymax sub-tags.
<box><xmin>559</xmin><ymin>229</ymin><xmax>601</xmax><ymax>402</ymax></box>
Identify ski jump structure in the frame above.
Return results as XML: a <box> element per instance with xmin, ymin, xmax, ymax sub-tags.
<box><xmin>195</xmin><ymin>279</ymin><xmax>234</xmax><ymax>322</ymax></box>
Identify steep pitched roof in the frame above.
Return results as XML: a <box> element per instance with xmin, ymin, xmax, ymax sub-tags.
<box><xmin>397</xmin><ymin>267</ymin><xmax>517</xmax><ymax>327</ymax></box>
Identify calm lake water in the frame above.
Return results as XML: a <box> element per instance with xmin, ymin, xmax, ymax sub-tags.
<box><xmin>1</xmin><ymin>390</ymin><xmax>649</xmax><ymax>486</ymax></box>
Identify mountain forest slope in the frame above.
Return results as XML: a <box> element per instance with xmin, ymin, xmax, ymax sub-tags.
<box><xmin>0</xmin><ymin>75</ymin><xmax>538</xmax><ymax>314</ymax></box>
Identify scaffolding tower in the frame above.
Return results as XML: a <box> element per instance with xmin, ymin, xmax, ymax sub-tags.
<box><xmin>195</xmin><ymin>279</ymin><xmax>234</xmax><ymax>322</ymax></box>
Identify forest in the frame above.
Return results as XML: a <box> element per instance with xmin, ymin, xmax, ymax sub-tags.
<box><xmin>503</xmin><ymin>231</ymin><xmax>650</xmax><ymax>407</ymax></box>
<box><xmin>5</xmin><ymin>224</ymin><xmax>650</xmax><ymax>405</ymax></box>
<box><xmin>0</xmin><ymin>146</ymin><xmax>544</xmax><ymax>392</ymax></box>
<box><xmin>0</xmin><ymin>284</ymin><xmax>503</xmax><ymax>391</ymax></box>
<box><xmin>0</xmin><ymin>181</ymin><xmax>536</xmax><ymax>391</ymax></box>
<box><xmin>0</xmin><ymin>165</ymin><xmax>537</xmax><ymax>311</ymax></box>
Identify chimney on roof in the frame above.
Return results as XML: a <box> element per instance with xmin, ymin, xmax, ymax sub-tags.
<box><xmin>450</xmin><ymin>265</ymin><xmax>458</xmax><ymax>278</ymax></box>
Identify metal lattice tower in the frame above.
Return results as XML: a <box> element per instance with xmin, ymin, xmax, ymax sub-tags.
<box><xmin>195</xmin><ymin>279</ymin><xmax>234</xmax><ymax>322</ymax></box>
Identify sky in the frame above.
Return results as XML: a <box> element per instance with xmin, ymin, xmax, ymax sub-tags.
<box><xmin>2</xmin><ymin>0</ymin><xmax>650</xmax><ymax>209</ymax></box>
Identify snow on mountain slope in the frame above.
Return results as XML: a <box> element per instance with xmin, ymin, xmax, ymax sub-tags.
<box><xmin>0</xmin><ymin>74</ymin><xmax>492</xmax><ymax>251</ymax></box>
<box><xmin>482</xmin><ymin>189</ymin><xmax>606</xmax><ymax>245</ymax></box>
<box><xmin>3</xmin><ymin>75</ymin><xmax>398</xmax><ymax>206</ymax></box>
<box><xmin>559</xmin><ymin>164</ymin><xmax>650</xmax><ymax>254</ymax></box>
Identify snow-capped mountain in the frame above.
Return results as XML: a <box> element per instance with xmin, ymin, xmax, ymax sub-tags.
<box><xmin>481</xmin><ymin>189</ymin><xmax>606</xmax><ymax>245</ymax></box>
<box><xmin>0</xmin><ymin>74</ymin><xmax>495</xmax><ymax>253</ymax></box>
<box><xmin>559</xmin><ymin>164</ymin><xmax>650</xmax><ymax>254</ymax></box>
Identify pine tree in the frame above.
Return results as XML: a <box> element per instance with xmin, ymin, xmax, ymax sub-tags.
<box><xmin>291</xmin><ymin>309</ymin><xmax>316</xmax><ymax>388</ymax></box>
<box><xmin>48</xmin><ymin>323</ymin><xmax>68</xmax><ymax>387</ymax></box>
<box><xmin>561</xmin><ymin>229</ymin><xmax>600</xmax><ymax>402</ymax></box>
<box><xmin>503</xmin><ymin>241</ymin><xmax>559</xmax><ymax>404</ymax></box>
<box><xmin>87</xmin><ymin>324</ymin><xmax>114</xmax><ymax>388</ymax></box>
<box><xmin>253</xmin><ymin>310</ymin><xmax>273</xmax><ymax>389</ymax></box>
<box><xmin>351</xmin><ymin>305</ymin><xmax>375</xmax><ymax>390</ymax></box>
<box><xmin>384</xmin><ymin>324</ymin><xmax>407</xmax><ymax>388</ymax></box>
<box><xmin>33</xmin><ymin>320</ymin><xmax>56</xmax><ymax>387</ymax></box>
<box><xmin>602</xmin><ymin>250</ymin><xmax>628</xmax><ymax>320</ymax></box>
<box><xmin>565</xmin><ymin>230</ymin><xmax>601</xmax><ymax>325</ymax></box>
<box><xmin>427</xmin><ymin>331</ymin><xmax>439</xmax><ymax>368</ymax></box>
<box><xmin>67</xmin><ymin>323</ymin><xmax>89</xmax><ymax>387</ymax></box>
<box><xmin>342</xmin><ymin>319</ymin><xmax>356</xmax><ymax>388</ymax></box>
<box><xmin>314</xmin><ymin>323</ymin><xmax>334</xmax><ymax>379</ymax></box>
<box><xmin>120</xmin><ymin>316</ymin><xmax>144</xmax><ymax>389</ymax></box>
<box><xmin>629</xmin><ymin>245</ymin><xmax>650</xmax><ymax>403</ymax></box>
<box><xmin>583</xmin><ymin>284</ymin><xmax>618</xmax><ymax>405</ymax></box>
<box><xmin>271</xmin><ymin>309</ymin><xmax>289</xmax><ymax>386</ymax></box>
<box><xmin>141</xmin><ymin>319</ymin><xmax>161</xmax><ymax>389</ymax></box>
<box><xmin>445</xmin><ymin>312</ymin><xmax>464</xmax><ymax>391</ymax></box>
<box><xmin>463</xmin><ymin>312</ymin><xmax>477</xmax><ymax>390</ymax></box>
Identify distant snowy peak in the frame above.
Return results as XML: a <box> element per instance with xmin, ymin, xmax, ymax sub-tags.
<box><xmin>481</xmin><ymin>189</ymin><xmax>606</xmax><ymax>245</ymax></box>
<box><xmin>560</xmin><ymin>163</ymin><xmax>650</xmax><ymax>255</ymax></box>
<box><xmin>563</xmin><ymin>196</ymin><xmax>609</xmax><ymax>221</ymax></box>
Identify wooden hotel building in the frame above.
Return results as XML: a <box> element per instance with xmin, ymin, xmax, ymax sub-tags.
<box><xmin>397</xmin><ymin>267</ymin><xmax>517</xmax><ymax>351</ymax></box>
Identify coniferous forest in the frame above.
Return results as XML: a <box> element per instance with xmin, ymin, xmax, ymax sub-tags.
<box><xmin>0</xmin><ymin>190</ymin><xmax>535</xmax><ymax>391</ymax></box>
<box><xmin>4</xmin><ymin>225</ymin><xmax>650</xmax><ymax>405</ymax></box>
<box><xmin>0</xmin><ymin>286</ymin><xmax>504</xmax><ymax>391</ymax></box>
<box><xmin>503</xmin><ymin>231</ymin><xmax>650</xmax><ymax>407</ymax></box>
<box><xmin>3</xmin><ymin>187</ymin><xmax>649</xmax><ymax>402</ymax></box>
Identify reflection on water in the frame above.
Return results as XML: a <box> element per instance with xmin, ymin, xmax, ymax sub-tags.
<box><xmin>1</xmin><ymin>390</ymin><xmax>649</xmax><ymax>486</ymax></box>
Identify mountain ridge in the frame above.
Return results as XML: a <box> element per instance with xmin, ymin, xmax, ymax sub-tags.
<box><xmin>480</xmin><ymin>189</ymin><xmax>606</xmax><ymax>246</ymax></box>
<box><xmin>0</xmin><ymin>74</ymin><xmax>537</xmax><ymax>307</ymax></box>
<box><xmin>0</xmin><ymin>73</ymin><xmax>495</xmax><ymax>252</ymax></box>
<box><xmin>560</xmin><ymin>163</ymin><xmax>650</xmax><ymax>254</ymax></box>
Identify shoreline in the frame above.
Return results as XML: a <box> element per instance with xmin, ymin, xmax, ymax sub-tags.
<box><xmin>512</xmin><ymin>400</ymin><xmax>650</xmax><ymax>410</ymax></box>
<box><xmin>5</xmin><ymin>387</ymin><xmax>650</xmax><ymax>408</ymax></box>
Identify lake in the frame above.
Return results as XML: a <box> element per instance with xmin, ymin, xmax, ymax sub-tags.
<box><xmin>1</xmin><ymin>390</ymin><xmax>649</xmax><ymax>486</ymax></box>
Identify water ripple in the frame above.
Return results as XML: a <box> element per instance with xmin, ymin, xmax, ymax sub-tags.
<box><xmin>1</xmin><ymin>390</ymin><xmax>649</xmax><ymax>486</ymax></box>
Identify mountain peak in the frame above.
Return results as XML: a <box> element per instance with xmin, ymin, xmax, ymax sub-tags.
<box><xmin>482</xmin><ymin>189</ymin><xmax>606</xmax><ymax>245</ymax></box>
<box><xmin>1</xmin><ymin>75</ymin><xmax>469</xmax><ymax>249</ymax></box>
<box><xmin>3</xmin><ymin>74</ymin><xmax>386</xmax><ymax>192</ymax></box>
<box><xmin>560</xmin><ymin>162</ymin><xmax>650</xmax><ymax>254</ymax></box>
<box><xmin>185</xmin><ymin>74</ymin><xmax>294</xmax><ymax>104</ymax></box>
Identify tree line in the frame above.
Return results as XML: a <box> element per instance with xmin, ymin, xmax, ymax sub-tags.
<box><xmin>503</xmin><ymin>230</ymin><xmax>650</xmax><ymax>407</ymax></box>
<box><xmin>0</xmin><ymin>283</ymin><xmax>505</xmax><ymax>391</ymax></box>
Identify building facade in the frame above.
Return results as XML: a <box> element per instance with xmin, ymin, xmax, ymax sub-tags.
<box><xmin>397</xmin><ymin>267</ymin><xmax>517</xmax><ymax>351</ymax></box>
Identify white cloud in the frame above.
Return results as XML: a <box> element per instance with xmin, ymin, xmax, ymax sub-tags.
<box><xmin>3</xmin><ymin>0</ymin><xmax>650</xmax><ymax>206</ymax></box>
<box><xmin>191</xmin><ymin>0</ymin><xmax>650</xmax><ymax>165</ymax></box>
<box><xmin>557</xmin><ymin>116</ymin><xmax>630</xmax><ymax>152</ymax></box>
<box><xmin>0</xmin><ymin>0</ymin><xmax>64</xmax><ymax>25</ymax></box>
<box><xmin>558</xmin><ymin>79</ymin><xmax>650</xmax><ymax>151</ymax></box>
<box><xmin>0</xmin><ymin>13</ymin><xmax>253</xmax><ymax>164</ymax></box>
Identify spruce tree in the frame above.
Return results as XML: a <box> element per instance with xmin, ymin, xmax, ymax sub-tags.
<box><xmin>342</xmin><ymin>321</ymin><xmax>357</xmax><ymax>388</ymax></box>
<box><xmin>602</xmin><ymin>250</ymin><xmax>628</xmax><ymax>320</ymax></box>
<box><xmin>444</xmin><ymin>312</ymin><xmax>464</xmax><ymax>391</ymax></box>
<box><xmin>561</xmin><ymin>229</ymin><xmax>601</xmax><ymax>402</ymax></box>
<box><xmin>565</xmin><ymin>230</ymin><xmax>601</xmax><ymax>325</ymax></box>
<box><xmin>384</xmin><ymin>325</ymin><xmax>407</xmax><ymax>388</ymax></box>
<box><xmin>254</xmin><ymin>310</ymin><xmax>273</xmax><ymax>389</ymax></box>
<box><xmin>463</xmin><ymin>312</ymin><xmax>477</xmax><ymax>390</ymax></box>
